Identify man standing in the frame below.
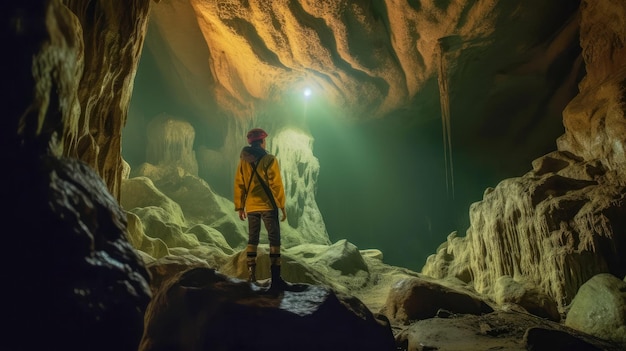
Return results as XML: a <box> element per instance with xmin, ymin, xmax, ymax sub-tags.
<box><xmin>234</xmin><ymin>128</ymin><xmax>288</xmax><ymax>290</ymax></box>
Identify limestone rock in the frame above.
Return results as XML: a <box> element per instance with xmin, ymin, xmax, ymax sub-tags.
<box><xmin>219</xmin><ymin>246</ymin><xmax>324</xmax><ymax>286</ymax></box>
<box><xmin>316</xmin><ymin>238</ymin><xmax>369</xmax><ymax>275</ymax></box>
<box><xmin>422</xmin><ymin>231</ymin><xmax>473</xmax><ymax>283</ymax></box>
<box><xmin>270</xmin><ymin>128</ymin><xmax>330</xmax><ymax>245</ymax></box>
<box><xmin>396</xmin><ymin>310</ymin><xmax>621</xmax><ymax>351</ymax></box>
<box><xmin>64</xmin><ymin>0</ymin><xmax>152</xmax><ymax>198</ymax></box>
<box><xmin>122</xmin><ymin>152</ymin><xmax>333</xmax><ymax>256</ymax></box>
<box><xmin>565</xmin><ymin>273</ymin><xmax>626</xmax><ymax>346</ymax></box>
<box><xmin>5</xmin><ymin>154</ymin><xmax>152</xmax><ymax>350</ymax></box>
<box><xmin>423</xmin><ymin>153</ymin><xmax>626</xmax><ymax>311</ymax></box>
<box><xmin>4</xmin><ymin>3</ymin><xmax>153</xmax><ymax>348</ymax></box>
<box><xmin>144</xmin><ymin>254</ymin><xmax>212</xmax><ymax>293</ymax></box>
<box><xmin>146</xmin><ymin>113</ymin><xmax>199</xmax><ymax>176</ymax></box>
<box><xmin>131</xmin><ymin>163</ymin><xmax>232</xmax><ymax>224</ymax></box>
<box><xmin>132</xmin><ymin>206</ymin><xmax>201</xmax><ymax>249</ymax></box>
<box><xmin>127</xmin><ymin>128</ymin><xmax>331</xmax><ymax>248</ymax></box>
<box><xmin>139</xmin><ymin>267</ymin><xmax>396</xmax><ymax>351</ymax></box>
<box><xmin>121</xmin><ymin>176</ymin><xmax>187</xmax><ymax>226</ymax></box>
<box><xmin>493</xmin><ymin>275</ymin><xmax>560</xmax><ymax>321</ymax></box>
<box><xmin>576</xmin><ymin>0</ymin><xmax>626</xmax><ymax>91</ymax></box>
<box><xmin>558</xmin><ymin>71</ymin><xmax>626</xmax><ymax>168</ymax></box>
<box><xmin>186</xmin><ymin>223</ymin><xmax>234</xmax><ymax>254</ymax></box>
<box><xmin>380</xmin><ymin>277</ymin><xmax>493</xmax><ymax>324</ymax></box>
<box><xmin>126</xmin><ymin>210</ymin><xmax>171</xmax><ymax>259</ymax></box>
<box><xmin>4</xmin><ymin>0</ymin><xmax>83</xmax><ymax>159</ymax></box>
<box><xmin>524</xmin><ymin>327</ymin><xmax>612</xmax><ymax>351</ymax></box>
<box><xmin>421</xmin><ymin>0</ymin><xmax>626</xmax><ymax>321</ymax></box>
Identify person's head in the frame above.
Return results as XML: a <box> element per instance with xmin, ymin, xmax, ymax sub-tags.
<box><xmin>247</xmin><ymin>128</ymin><xmax>268</xmax><ymax>147</ymax></box>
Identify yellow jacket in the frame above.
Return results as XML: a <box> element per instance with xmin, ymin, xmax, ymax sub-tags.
<box><xmin>234</xmin><ymin>152</ymin><xmax>286</xmax><ymax>213</ymax></box>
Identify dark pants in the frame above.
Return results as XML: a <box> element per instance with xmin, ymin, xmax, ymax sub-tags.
<box><xmin>247</xmin><ymin>210</ymin><xmax>281</xmax><ymax>247</ymax></box>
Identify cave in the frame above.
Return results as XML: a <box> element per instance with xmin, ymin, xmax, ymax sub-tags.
<box><xmin>3</xmin><ymin>1</ymin><xmax>626</xmax><ymax>350</ymax></box>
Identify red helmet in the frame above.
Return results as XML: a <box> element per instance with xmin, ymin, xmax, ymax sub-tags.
<box><xmin>246</xmin><ymin>128</ymin><xmax>268</xmax><ymax>144</ymax></box>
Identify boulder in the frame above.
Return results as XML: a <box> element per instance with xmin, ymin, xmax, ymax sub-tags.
<box><xmin>139</xmin><ymin>267</ymin><xmax>396</xmax><ymax>351</ymax></box>
<box><xmin>565</xmin><ymin>273</ymin><xmax>626</xmax><ymax>346</ymax></box>
<box><xmin>380</xmin><ymin>277</ymin><xmax>493</xmax><ymax>324</ymax></box>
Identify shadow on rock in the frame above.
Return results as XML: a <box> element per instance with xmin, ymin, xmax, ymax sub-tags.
<box><xmin>139</xmin><ymin>267</ymin><xmax>396</xmax><ymax>351</ymax></box>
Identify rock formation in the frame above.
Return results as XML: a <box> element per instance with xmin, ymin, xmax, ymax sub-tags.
<box><xmin>3</xmin><ymin>1</ymin><xmax>153</xmax><ymax>350</ymax></box>
<box><xmin>3</xmin><ymin>0</ymin><xmax>626</xmax><ymax>350</ymax></box>
<box><xmin>64</xmin><ymin>0</ymin><xmax>152</xmax><ymax>199</ymax></box>
<box><xmin>422</xmin><ymin>0</ymin><xmax>626</xmax><ymax>307</ymax></box>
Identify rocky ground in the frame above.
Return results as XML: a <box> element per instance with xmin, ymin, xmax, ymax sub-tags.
<box><xmin>293</xmin><ymin>251</ymin><xmax>622</xmax><ymax>351</ymax></box>
<box><xmin>142</xmin><ymin>243</ymin><xmax>624</xmax><ymax>351</ymax></box>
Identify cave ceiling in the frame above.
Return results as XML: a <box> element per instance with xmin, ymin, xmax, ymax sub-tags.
<box><xmin>138</xmin><ymin>0</ymin><xmax>581</xmax><ymax>138</ymax></box>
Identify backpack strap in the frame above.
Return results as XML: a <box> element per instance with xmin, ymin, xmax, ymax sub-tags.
<box><xmin>253</xmin><ymin>160</ymin><xmax>278</xmax><ymax>210</ymax></box>
<box><xmin>242</xmin><ymin>157</ymin><xmax>261</xmax><ymax>206</ymax></box>
<box><xmin>242</xmin><ymin>154</ymin><xmax>278</xmax><ymax>211</ymax></box>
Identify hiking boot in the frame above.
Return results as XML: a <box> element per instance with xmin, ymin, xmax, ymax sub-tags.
<box><xmin>269</xmin><ymin>264</ymin><xmax>289</xmax><ymax>291</ymax></box>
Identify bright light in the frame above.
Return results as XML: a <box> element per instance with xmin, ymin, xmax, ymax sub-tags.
<box><xmin>303</xmin><ymin>87</ymin><xmax>312</xmax><ymax>98</ymax></box>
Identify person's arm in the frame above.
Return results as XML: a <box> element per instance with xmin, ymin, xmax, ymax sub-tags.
<box><xmin>233</xmin><ymin>160</ymin><xmax>247</xmax><ymax>220</ymax></box>
<box><xmin>266</xmin><ymin>157</ymin><xmax>287</xmax><ymax>221</ymax></box>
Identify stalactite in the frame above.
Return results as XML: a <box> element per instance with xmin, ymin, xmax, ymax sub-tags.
<box><xmin>437</xmin><ymin>37</ymin><xmax>455</xmax><ymax>199</ymax></box>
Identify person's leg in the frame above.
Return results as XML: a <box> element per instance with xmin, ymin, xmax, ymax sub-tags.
<box><xmin>261</xmin><ymin>210</ymin><xmax>286</xmax><ymax>289</ymax></box>
<box><xmin>246</xmin><ymin>212</ymin><xmax>262</xmax><ymax>282</ymax></box>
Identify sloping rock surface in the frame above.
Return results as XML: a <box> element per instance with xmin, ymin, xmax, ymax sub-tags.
<box><xmin>139</xmin><ymin>267</ymin><xmax>396</xmax><ymax>351</ymax></box>
<box><xmin>5</xmin><ymin>154</ymin><xmax>152</xmax><ymax>351</ymax></box>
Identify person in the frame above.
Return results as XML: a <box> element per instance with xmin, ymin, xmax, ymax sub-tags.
<box><xmin>234</xmin><ymin>128</ymin><xmax>288</xmax><ymax>290</ymax></box>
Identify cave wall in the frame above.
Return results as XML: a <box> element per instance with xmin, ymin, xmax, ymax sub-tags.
<box><xmin>3</xmin><ymin>1</ymin><xmax>154</xmax><ymax>349</ymax></box>
<box><xmin>558</xmin><ymin>0</ymin><xmax>626</xmax><ymax>168</ymax></box>
<box><xmin>422</xmin><ymin>0</ymin><xmax>626</xmax><ymax>312</ymax></box>
<box><xmin>2</xmin><ymin>0</ymin><xmax>152</xmax><ymax>200</ymax></box>
<box><xmin>3</xmin><ymin>1</ymin><xmax>82</xmax><ymax>159</ymax></box>
<box><xmin>62</xmin><ymin>0</ymin><xmax>152</xmax><ymax>199</ymax></box>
